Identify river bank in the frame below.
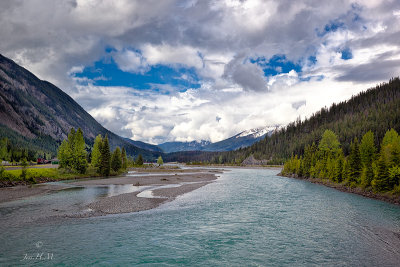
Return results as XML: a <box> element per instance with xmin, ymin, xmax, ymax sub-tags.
<box><xmin>72</xmin><ymin>169</ymin><xmax>220</xmax><ymax>216</ymax></box>
<box><xmin>0</xmin><ymin>168</ymin><xmax>221</xmax><ymax>220</ymax></box>
<box><xmin>280</xmin><ymin>173</ymin><xmax>400</xmax><ymax>205</ymax></box>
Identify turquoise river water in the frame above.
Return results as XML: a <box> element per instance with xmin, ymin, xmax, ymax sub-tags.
<box><xmin>1</xmin><ymin>168</ymin><xmax>400</xmax><ymax>266</ymax></box>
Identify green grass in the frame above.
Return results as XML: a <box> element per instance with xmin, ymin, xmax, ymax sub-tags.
<box><xmin>0</xmin><ymin>166</ymin><xmax>125</xmax><ymax>183</ymax></box>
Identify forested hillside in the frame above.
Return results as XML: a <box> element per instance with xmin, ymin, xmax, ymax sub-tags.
<box><xmin>0</xmin><ymin>54</ymin><xmax>160</xmax><ymax>160</ymax></box>
<box><xmin>213</xmin><ymin>78</ymin><xmax>400</xmax><ymax>164</ymax></box>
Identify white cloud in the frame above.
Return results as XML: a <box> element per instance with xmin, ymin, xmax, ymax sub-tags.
<box><xmin>1</xmin><ymin>0</ymin><xmax>400</xmax><ymax>143</ymax></box>
<box><xmin>141</xmin><ymin>43</ymin><xmax>203</xmax><ymax>69</ymax></box>
<box><xmin>113</xmin><ymin>50</ymin><xmax>149</xmax><ymax>73</ymax></box>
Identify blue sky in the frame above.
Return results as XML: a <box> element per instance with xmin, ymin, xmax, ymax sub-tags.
<box><xmin>74</xmin><ymin>55</ymin><xmax>201</xmax><ymax>93</ymax></box>
<box><xmin>1</xmin><ymin>0</ymin><xmax>400</xmax><ymax>143</ymax></box>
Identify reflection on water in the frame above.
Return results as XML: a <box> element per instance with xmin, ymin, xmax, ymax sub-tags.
<box><xmin>0</xmin><ymin>183</ymin><xmax>141</xmax><ymax>227</ymax></box>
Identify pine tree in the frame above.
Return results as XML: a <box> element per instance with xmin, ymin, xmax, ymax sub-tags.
<box><xmin>301</xmin><ymin>144</ymin><xmax>314</xmax><ymax>177</ymax></box>
<box><xmin>111</xmin><ymin>147</ymin><xmax>122</xmax><ymax>172</ymax></box>
<box><xmin>372</xmin><ymin>152</ymin><xmax>389</xmax><ymax>191</ymax></box>
<box><xmin>333</xmin><ymin>151</ymin><xmax>345</xmax><ymax>182</ymax></box>
<box><xmin>121</xmin><ymin>147</ymin><xmax>127</xmax><ymax>170</ymax></box>
<box><xmin>67</xmin><ymin>128</ymin><xmax>76</xmax><ymax>156</ymax></box>
<box><xmin>347</xmin><ymin>138</ymin><xmax>362</xmax><ymax>184</ymax></box>
<box><xmin>58</xmin><ymin>139</ymin><xmax>72</xmax><ymax>169</ymax></box>
<box><xmin>388</xmin><ymin>166</ymin><xmax>400</xmax><ymax>189</ymax></box>
<box><xmin>91</xmin><ymin>134</ymin><xmax>103</xmax><ymax>168</ymax></box>
<box><xmin>136</xmin><ymin>154</ymin><xmax>144</xmax><ymax>166</ymax></box>
<box><xmin>360</xmin><ymin>131</ymin><xmax>376</xmax><ymax>166</ymax></box>
<box><xmin>73</xmin><ymin>128</ymin><xmax>87</xmax><ymax>174</ymax></box>
<box><xmin>381</xmin><ymin>129</ymin><xmax>399</xmax><ymax>147</ymax></box>
<box><xmin>100</xmin><ymin>135</ymin><xmax>111</xmax><ymax>176</ymax></box>
<box><xmin>360</xmin><ymin>131</ymin><xmax>376</xmax><ymax>187</ymax></box>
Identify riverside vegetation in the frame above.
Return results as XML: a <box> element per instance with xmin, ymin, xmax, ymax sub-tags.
<box><xmin>282</xmin><ymin>129</ymin><xmax>400</xmax><ymax>197</ymax></box>
<box><xmin>0</xmin><ymin>127</ymin><xmax>146</xmax><ymax>185</ymax></box>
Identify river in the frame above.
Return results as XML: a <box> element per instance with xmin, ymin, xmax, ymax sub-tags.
<box><xmin>1</xmin><ymin>168</ymin><xmax>400</xmax><ymax>266</ymax></box>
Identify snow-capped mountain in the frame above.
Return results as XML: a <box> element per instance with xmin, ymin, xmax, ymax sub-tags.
<box><xmin>158</xmin><ymin>125</ymin><xmax>281</xmax><ymax>153</ymax></box>
<box><xmin>237</xmin><ymin>125</ymin><xmax>281</xmax><ymax>139</ymax></box>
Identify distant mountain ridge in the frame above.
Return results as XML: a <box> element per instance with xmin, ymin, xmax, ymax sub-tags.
<box><xmin>0</xmin><ymin>53</ymin><xmax>280</xmax><ymax>159</ymax></box>
<box><xmin>123</xmin><ymin>138</ymin><xmax>163</xmax><ymax>153</ymax></box>
<box><xmin>158</xmin><ymin>126</ymin><xmax>279</xmax><ymax>153</ymax></box>
<box><xmin>158</xmin><ymin>140</ymin><xmax>212</xmax><ymax>153</ymax></box>
<box><xmin>0</xmin><ymin>54</ymin><xmax>160</xmax><ymax>160</ymax></box>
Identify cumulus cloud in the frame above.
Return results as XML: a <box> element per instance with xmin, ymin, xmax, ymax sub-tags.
<box><xmin>1</xmin><ymin>0</ymin><xmax>400</xmax><ymax>143</ymax></box>
<box><xmin>223</xmin><ymin>54</ymin><xmax>268</xmax><ymax>92</ymax></box>
<box><xmin>112</xmin><ymin>49</ymin><xmax>149</xmax><ymax>74</ymax></box>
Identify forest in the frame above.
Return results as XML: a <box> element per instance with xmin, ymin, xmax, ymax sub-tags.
<box><xmin>176</xmin><ymin>77</ymin><xmax>400</xmax><ymax>165</ymax></box>
<box><xmin>282</xmin><ymin>128</ymin><xmax>400</xmax><ymax>193</ymax></box>
<box><xmin>57</xmin><ymin>128</ymin><xmax>130</xmax><ymax>176</ymax></box>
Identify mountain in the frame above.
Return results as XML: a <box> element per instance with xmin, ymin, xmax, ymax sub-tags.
<box><xmin>158</xmin><ymin>126</ymin><xmax>279</xmax><ymax>153</ymax></box>
<box><xmin>201</xmin><ymin>126</ymin><xmax>279</xmax><ymax>152</ymax></box>
<box><xmin>158</xmin><ymin>140</ymin><xmax>212</xmax><ymax>153</ymax></box>
<box><xmin>123</xmin><ymin>138</ymin><xmax>163</xmax><ymax>152</ymax></box>
<box><xmin>212</xmin><ymin>77</ymin><xmax>400</xmax><ymax>164</ymax></box>
<box><xmin>0</xmin><ymin>54</ymin><xmax>160</xmax><ymax>160</ymax></box>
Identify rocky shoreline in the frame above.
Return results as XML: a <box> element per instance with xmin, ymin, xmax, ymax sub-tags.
<box><xmin>0</xmin><ymin>168</ymin><xmax>221</xmax><ymax>222</ymax></box>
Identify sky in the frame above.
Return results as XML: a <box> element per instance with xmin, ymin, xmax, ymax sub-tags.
<box><xmin>1</xmin><ymin>0</ymin><xmax>400</xmax><ymax>144</ymax></box>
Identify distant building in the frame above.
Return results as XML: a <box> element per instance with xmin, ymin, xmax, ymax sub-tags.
<box><xmin>37</xmin><ymin>158</ymin><xmax>50</xmax><ymax>164</ymax></box>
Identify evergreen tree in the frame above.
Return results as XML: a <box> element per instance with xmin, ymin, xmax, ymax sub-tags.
<box><xmin>121</xmin><ymin>147</ymin><xmax>127</xmax><ymax>170</ymax></box>
<box><xmin>57</xmin><ymin>128</ymin><xmax>87</xmax><ymax>173</ymax></box>
<box><xmin>301</xmin><ymin>144</ymin><xmax>314</xmax><ymax>177</ymax></box>
<box><xmin>136</xmin><ymin>154</ymin><xmax>144</xmax><ymax>166</ymax></box>
<box><xmin>360</xmin><ymin>131</ymin><xmax>376</xmax><ymax>166</ymax></box>
<box><xmin>91</xmin><ymin>134</ymin><xmax>103</xmax><ymax>168</ymax></box>
<box><xmin>388</xmin><ymin>166</ymin><xmax>400</xmax><ymax>189</ymax></box>
<box><xmin>73</xmin><ymin>128</ymin><xmax>87</xmax><ymax>174</ymax></box>
<box><xmin>360</xmin><ymin>131</ymin><xmax>376</xmax><ymax>187</ymax></box>
<box><xmin>58</xmin><ymin>139</ymin><xmax>72</xmax><ymax>169</ymax></box>
<box><xmin>111</xmin><ymin>147</ymin><xmax>122</xmax><ymax>172</ymax></box>
<box><xmin>381</xmin><ymin>129</ymin><xmax>399</xmax><ymax>147</ymax></box>
<box><xmin>391</xmin><ymin>140</ymin><xmax>400</xmax><ymax>167</ymax></box>
<box><xmin>157</xmin><ymin>156</ymin><xmax>164</xmax><ymax>166</ymax></box>
<box><xmin>347</xmin><ymin>138</ymin><xmax>361</xmax><ymax>184</ymax></box>
<box><xmin>380</xmin><ymin>129</ymin><xmax>400</xmax><ymax>168</ymax></box>
<box><xmin>372</xmin><ymin>151</ymin><xmax>389</xmax><ymax>191</ymax></box>
<box><xmin>333</xmin><ymin>151</ymin><xmax>345</xmax><ymax>182</ymax></box>
<box><xmin>100</xmin><ymin>135</ymin><xmax>111</xmax><ymax>176</ymax></box>
<box><xmin>67</xmin><ymin>128</ymin><xmax>76</xmax><ymax>156</ymax></box>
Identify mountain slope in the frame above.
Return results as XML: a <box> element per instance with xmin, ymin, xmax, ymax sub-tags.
<box><xmin>201</xmin><ymin>126</ymin><xmax>279</xmax><ymax>152</ymax></box>
<box><xmin>124</xmin><ymin>138</ymin><xmax>163</xmax><ymax>152</ymax></box>
<box><xmin>158</xmin><ymin>126</ymin><xmax>278</xmax><ymax>153</ymax></box>
<box><xmin>218</xmin><ymin>77</ymin><xmax>400</xmax><ymax>164</ymax></box>
<box><xmin>158</xmin><ymin>140</ymin><xmax>211</xmax><ymax>153</ymax></box>
<box><xmin>165</xmin><ymin>78</ymin><xmax>400</xmax><ymax>164</ymax></box>
<box><xmin>0</xmin><ymin>54</ymin><xmax>160</xmax><ymax>160</ymax></box>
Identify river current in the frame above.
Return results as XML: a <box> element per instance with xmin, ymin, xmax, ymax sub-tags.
<box><xmin>1</xmin><ymin>168</ymin><xmax>400</xmax><ymax>266</ymax></box>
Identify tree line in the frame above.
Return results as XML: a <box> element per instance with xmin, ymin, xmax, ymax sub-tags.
<box><xmin>0</xmin><ymin>137</ymin><xmax>52</xmax><ymax>163</ymax></box>
<box><xmin>282</xmin><ymin>129</ymin><xmax>400</xmax><ymax>193</ymax></box>
<box><xmin>173</xmin><ymin>77</ymin><xmax>400</xmax><ymax>165</ymax></box>
<box><xmin>58</xmin><ymin>128</ymin><xmax>130</xmax><ymax>175</ymax></box>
